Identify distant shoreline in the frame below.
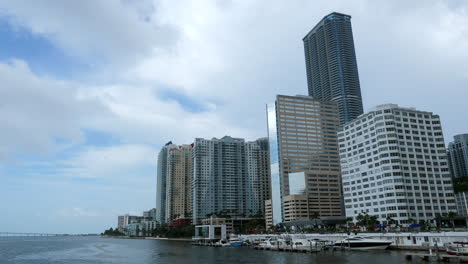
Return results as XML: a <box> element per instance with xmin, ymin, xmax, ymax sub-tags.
<box><xmin>102</xmin><ymin>235</ymin><xmax>191</xmax><ymax>242</ymax></box>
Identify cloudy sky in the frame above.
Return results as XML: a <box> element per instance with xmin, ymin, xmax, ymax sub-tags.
<box><xmin>0</xmin><ymin>0</ymin><xmax>467</xmax><ymax>234</ymax></box>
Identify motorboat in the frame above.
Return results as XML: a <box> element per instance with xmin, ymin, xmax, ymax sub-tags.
<box><xmin>334</xmin><ymin>236</ymin><xmax>392</xmax><ymax>250</ymax></box>
<box><xmin>229</xmin><ymin>237</ymin><xmax>243</xmax><ymax>247</ymax></box>
<box><xmin>446</xmin><ymin>242</ymin><xmax>468</xmax><ymax>256</ymax></box>
<box><xmin>258</xmin><ymin>238</ymin><xmax>280</xmax><ymax>249</ymax></box>
<box><xmin>215</xmin><ymin>240</ymin><xmax>230</xmax><ymax>247</ymax></box>
<box><xmin>291</xmin><ymin>239</ymin><xmax>322</xmax><ymax>251</ymax></box>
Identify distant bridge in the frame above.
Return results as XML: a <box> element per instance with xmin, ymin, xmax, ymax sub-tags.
<box><xmin>0</xmin><ymin>232</ymin><xmax>62</xmax><ymax>237</ymax></box>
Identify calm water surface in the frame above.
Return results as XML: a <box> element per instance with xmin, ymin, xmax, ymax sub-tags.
<box><xmin>0</xmin><ymin>236</ymin><xmax>417</xmax><ymax>264</ymax></box>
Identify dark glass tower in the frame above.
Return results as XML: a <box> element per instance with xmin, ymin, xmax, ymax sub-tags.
<box><xmin>303</xmin><ymin>12</ymin><xmax>363</xmax><ymax>125</ymax></box>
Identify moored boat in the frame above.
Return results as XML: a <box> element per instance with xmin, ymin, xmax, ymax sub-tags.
<box><xmin>334</xmin><ymin>236</ymin><xmax>392</xmax><ymax>250</ymax></box>
<box><xmin>291</xmin><ymin>238</ymin><xmax>322</xmax><ymax>251</ymax></box>
<box><xmin>229</xmin><ymin>237</ymin><xmax>243</xmax><ymax>247</ymax></box>
<box><xmin>446</xmin><ymin>242</ymin><xmax>468</xmax><ymax>256</ymax></box>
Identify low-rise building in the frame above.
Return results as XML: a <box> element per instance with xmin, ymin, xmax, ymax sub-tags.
<box><xmin>143</xmin><ymin>208</ymin><xmax>157</xmax><ymax>220</ymax></box>
<box><xmin>117</xmin><ymin>214</ymin><xmax>144</xmax><ymax>232</ymax></box>
<box><xmin>193</xmin><ymin>225</ymin><xmax>227</xmax><ymax>242</ymax></box>
<box><xmin>201</xmin><ymin>216</ymin><xmax>263</xmax><ymax>234</ymax></box>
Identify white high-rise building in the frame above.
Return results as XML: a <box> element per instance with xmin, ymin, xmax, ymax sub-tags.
<box><xmin>447</xmin><ymin>134</ymin><xmax>468</xmax><ymax>216</ymax></box>
<box><xmin>192</xmin><ymin>136</ymin><xmax>270</xmax><ymax>224</ymax></box>
<box><xmin>338</xmin><ymin>104</ymin><xmax>457</xmax><ymax>225</ymax></box>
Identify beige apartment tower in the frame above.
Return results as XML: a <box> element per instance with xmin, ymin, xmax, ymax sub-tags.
<box><xmin>165</xmin><ymin>144</ymin><xmax>193</xmax><ymax>224</ymax></box>
<box><xmin>266</xmin><ymin>95</ymin><xmax>343</xmax><ymax>226</ymax></box>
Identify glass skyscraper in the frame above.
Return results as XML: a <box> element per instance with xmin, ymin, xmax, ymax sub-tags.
<box><xmin>265</xmin><ymin>95</ymin><xmax>343</xmax><ymax>226</ymax></box>
<box><xmin>303</xmin><ymin>12</ymin><xmax>363</xmax><ymax>125</ymax></box>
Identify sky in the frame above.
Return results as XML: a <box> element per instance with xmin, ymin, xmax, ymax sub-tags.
<box><xmin>0</xmin><ymin>0</ymin><xmax>467</xmax><ymax>234</ymax></box>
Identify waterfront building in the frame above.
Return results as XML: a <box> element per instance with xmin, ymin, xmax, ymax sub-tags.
<box><xmin>303</xmin><ymin>12</ymin><xmax>363</xmax><ymax>125</ymax></box>
<box><xmin>143</xmin><ymin>208</ymin><xmax>157</xmax><ymax>220</ymax></box>
<box><xmin>126</xmin><ymin>219</ymin><xmax>158</xmax><ymax>236</ymax></box>
<box><xmin>265</xmin><ymin>95</ymin><xmax>343</xmax><ymax>226</ymax></box>
<box><xmin>193</xmin><ymin>225</ymin><xmax>227</xmax><ymax>242</ymax></box>
<box><xmin>201</xmin><ymin>216</ymin><xmax>262</xmax><ymax>234</ymax></box>
<box><xmin>246</xmin><ymin>138</ymin><xmax>271</xmax><ymax>214</ymax></box>
<box><xmin>156</xmin><ymin>141</ymin><xmax>176</xmax><ymax>224</ymax></box>
<box><xmin>338</xmin><ymin>104</ymin><xmax>457</xmax><ymax>225</ymax></box>
<box><xmin>117</xmin><ymin>215</ymin><xmax>125</xmax><ymax>232</ymax></box>
<box><xmin>165</xmin><ymin>144</ymin><xmax>193</xmax><ymax>224</ymax></box>
<box><xmin>117</xmin><ymin>214</ymin><xmax>144</xmax><ymax>232</ymax></box>
<box><xmin>192</xmin><ymin>136</ymin><xmax>270</xmax><ymax>224</ymax></box>
<box><xmin>447</xmin><ymin>134</ymin><xmax>468</xmax><ymax>216</ymax></box>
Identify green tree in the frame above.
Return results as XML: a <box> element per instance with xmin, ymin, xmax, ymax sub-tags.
<box><xmin>356</xmin><ymin>213</ymin><xmax>379</xmax><ymax>231</ymax></box>
<box><xmin>434</xmin><ymin>213</ymin><xmax>443</xmax><ymax>230</ymax></box>
<box><xmin>419</xmin><ymin>220</ymin><xmax>427</xmax><ymax>231</ymax></box>
<box><xmin>135</xmin><ymin>226</ymin><xmax>140</xmax><ymax>237</ymax></box>
<box><xmin>101</xmin><ymin>227</ymin><xmax>125</xmax><ymax>236</ymax></box>
<box><xmin>448</xmin><ymin>212</ymin><xmax>457</xmax><ymax>231</ymax></box>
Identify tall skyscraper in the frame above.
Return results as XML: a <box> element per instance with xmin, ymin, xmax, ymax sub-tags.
<box><xmin>303</xmin><ymin>12</ymin><xmax>363</xmax><ymax>125</ymax></box>
<box><xmin>338</xmin><ymin>104</ymin><xmax>456</xmax><ymax>224</ymax></box>
<box><xmin>265</xmin><ymin>95</ymin><xmax>343</xmax><ymax>226</ymax></box>
<box><xmin>165</xmin><ymin>144</ymin><xmax>193</xmax><ymax>224</ymax></box>
<box><xmin>447</xmin><ymin>134</ymin><xmax>468</xmax><ymax>216</ymax></box>
<box><xmin>191</xmin><ymin>136</ymin><xmax>270</xmax><ymax>224</ymax></box>
<box><xmin>156</xmin><ymin>141</ymin><xmax>176</xmax><ymax>224</ymax></box>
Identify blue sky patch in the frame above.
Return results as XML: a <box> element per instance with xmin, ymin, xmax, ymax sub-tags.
<box><xmin>0</xmin><ymin>18</ymin><xmax>89</xmax><ymax>79</ymax></box>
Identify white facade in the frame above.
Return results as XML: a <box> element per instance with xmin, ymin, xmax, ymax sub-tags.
<box><xmin>192</xmin><ymin>136</ymin><xmax>269</xmax><ymax>224</ymax></box>
<box><xmin>455</xmin><ymin>192</ymin><xmax>468</xmax><ymax>217</ymax></box>
<box><xmin>338</xmin><ymin>104</ymin><xmax>456</xmax><ymax>225</ymax></box>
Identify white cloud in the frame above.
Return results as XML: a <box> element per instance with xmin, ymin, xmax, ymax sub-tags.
<box><xmin>0</xmin><ymin>59</ymin><xmax>101</xmax><ymax>159</ymax></box>
<box><xmin>0</xmin><ymin>0</ymin><xmax>177</xmax><ymax>65</ymax></box>
<box><xmin>58</xmin><ymin>144</ymin><xmax>155</xmax><ymax>180</ymax></box>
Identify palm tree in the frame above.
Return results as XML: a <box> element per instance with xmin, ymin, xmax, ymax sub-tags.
<box><xmin>368</xmin><ymin>215</ymin><xmax>379</xmax><ymax>232</ymax></box>
<box><xmin>419</xmin><ymin>220</ymin><xmax>427</xmax><ymax>231</ymax></box>
<box><xmin>434</xmin><ymin>213</ymin><xmax>443</xmax><ymax>230</ymax></box>
<box><xmin>356</xmin><ymin>213</ymin><xmax>379</xmax><ymax>231</ymax></box>
<box><xmin>448</xmin><ymin>212</ymin><xmax>457</xmax><ymax>231</ymax></box>
<box><xmin>356</xmin><ymin>213</ymin><xmax>367</xmax><ymax>228</ymax></box>
<box><xmin>386</xmin><ymin>216</ymin><xmax>397</xmax><ymax>231</ymax></box>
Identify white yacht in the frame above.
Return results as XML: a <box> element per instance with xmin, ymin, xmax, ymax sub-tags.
<box><xmin>258</xmin><ymin>238</ymin><xmax>286</xmax><ymax>249</ymax></box>
<box><xmin>291</xmin><ymin>239</ymin><xmax>322</xmax><ymax>251</ymax></box>
<box><xmin>334</xmin><ymin>236</ymin><xmax>392</xmax><ymax>250</ymax></box>
<box><xmin>446</xmin><ymin>242</ymin><xmax>468</xmax><ymax>256</ymax></box>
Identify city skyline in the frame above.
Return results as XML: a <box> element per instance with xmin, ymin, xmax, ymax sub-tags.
<box><xmin>1</xmin><ymin>1</ymin><xmax>467</xmax><ymax>234</ymax></box>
